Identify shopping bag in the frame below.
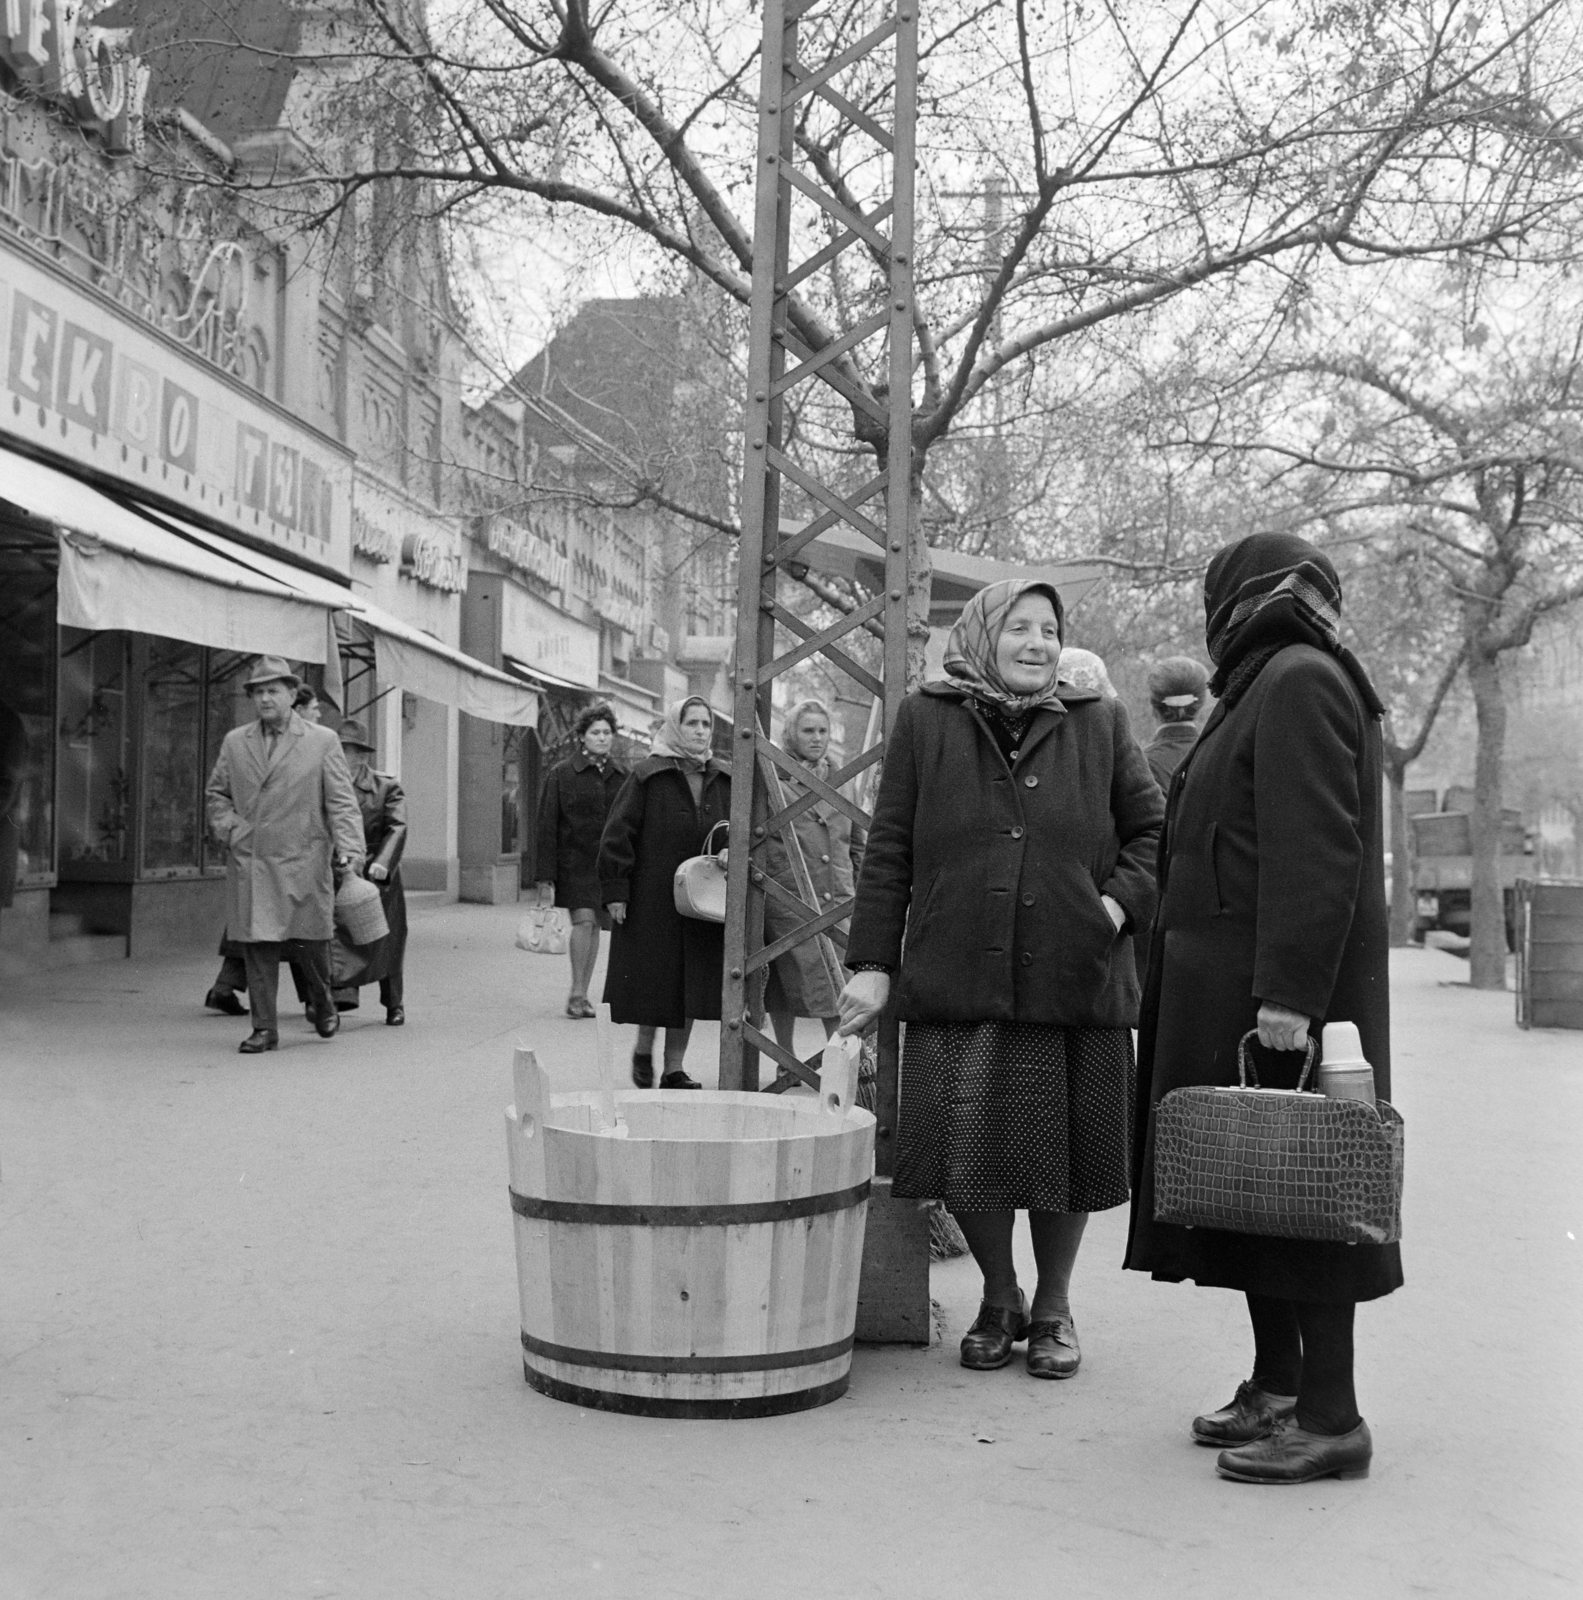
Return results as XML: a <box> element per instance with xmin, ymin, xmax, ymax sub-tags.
<box><xmin>516</xmin><ymin>896</ymin><xmax>572</xmax><ymax>954</ymax></box>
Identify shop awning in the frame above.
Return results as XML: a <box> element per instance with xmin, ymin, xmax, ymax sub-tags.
<box><xmin>356</xmin><ymin>601</ymin><xmax>538</xmax><ymax>727</ymax></box>
<box><xmin>0</xmin><ymin>446</ymin><xmax>333</xmax><ymax>661</ymax></box>
<box><xmin>503</xmin><ymin>655</ymin><xmax>593</xmax><ymax>695</ymax></box>
<box><xmin>137</xmin><ymin>504</ymin><xmax>539</xmax><ymax>728</ymax></box>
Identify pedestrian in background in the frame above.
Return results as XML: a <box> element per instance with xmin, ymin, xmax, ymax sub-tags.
<box><xmin>329</xmin><ymin>717</ymin><xmax>409</xmax><ymax>1026</ymax></box>
<box><xmin>840</xmin><ymin>580</ymin><xmax>1163</xmax><ymax>1379</ymax></box>
<box><xmin>1124</xmin><ymin>531</ymin><xmax>1397</xmax><ymax>1486</ymax></box>
<box><xmin>204</xmin><ymin>679</ymin><xmax>337</xmax><ymax>1016</ymax></box>
<box><xmin>600</xmin><ymin>696</ymin><xmax>730</xmax><ymax>1089</ymax></box>
<box><xmin>1142</xmin><ymin>656</ymin><xmax>1209</xmax><ymax>791</ymax></box>
<box><xmin>1057</xmin><ymin>646</ymin><xmax>1117</xmax><ymax>699</ymax></box>
<box><xmin>763</xmin><ymin>698</ymin><xmax>864</xmax><ymax>1053</ymax></box>
<box><xmin>535</xmin><ymin>704</ymin><xmax>626</xmax><ymax>1018</ymax></box>
<box><xmin>205</xmin><ymin>656</ymin><xmax>366</xmax><ymax>1054</ymax></box>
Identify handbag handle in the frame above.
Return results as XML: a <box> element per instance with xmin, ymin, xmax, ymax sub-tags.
<box><xmin>700</xmin><ymin>820</ymin><xmax>729</xmax><ymax>861</ymax></box>
<box><xmin>1237</xmin><ymin>1029</ymin><xmax>1319</xmax><ymax>1092</ymax></box>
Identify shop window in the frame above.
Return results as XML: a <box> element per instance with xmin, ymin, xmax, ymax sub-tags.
<box><xmin>0</xmin><ymin>529</ymin><xmax>57</xmax><ymax>886</ymax></box>
<box><xmin>502</xmin><ymin>725</ymin><xmax>524</xmax><ymax>856</ymax></box>
<box><xmin>202</xmin><ymin>652</ymin><xmax>251</xmax><ymax>872</ymax></box>
<box><xmin>57</xmin><ymin>628</ymin><xmax>131</xmax><ymax>866</ymax></box>
<box><xmin>141</xmin><ymin>639</ymin><xmax>205</xmax><ymax>873</ymax></box>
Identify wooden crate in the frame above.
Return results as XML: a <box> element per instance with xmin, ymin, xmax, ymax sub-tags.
<box><xmin>1516</xmin><ymin>879</ymin><xmax>1583</xmax><ymax>1031</ymax></box>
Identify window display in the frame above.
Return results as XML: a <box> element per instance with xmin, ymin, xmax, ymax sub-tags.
<box><xmin>0</xmin><ymin>528</ymin><xmax>56</xmax><ymax>886</ymax></box>
<box><xmin>57</xmin><ymin>628</ymin><xmax>130</xmax><ymax>866</ymax></box>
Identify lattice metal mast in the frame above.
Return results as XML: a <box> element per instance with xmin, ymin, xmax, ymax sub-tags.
<box><xmin>720</xmin><ymin>0</ymin><xmax>919</xmax><ymax>1178</ymax></box>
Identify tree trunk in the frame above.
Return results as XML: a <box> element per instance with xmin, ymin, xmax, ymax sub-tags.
<box><xmin>1385</xmin><ymin>753</ymin><xmax>1415</xmax><ymax>947</ymax></box>
<box><xmin>1466</xmin><ymin>648</ymin><xmax>1508</xmax><ymax>989</ymax></box>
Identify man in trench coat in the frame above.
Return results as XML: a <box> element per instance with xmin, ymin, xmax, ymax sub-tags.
<box><xmin>205</xmin><ymin>656</ymin><xmax>366</xmax><ymax>1053</ymax></box>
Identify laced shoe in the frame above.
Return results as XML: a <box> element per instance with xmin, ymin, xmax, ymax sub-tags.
<box><xmin>1192</xmin><ymin>1379</ymin><xmax>1298</xmax><ymax>1446</ymax></box>
<box><xmin>1216</xmin><ymin>1417</ymin><xmax>1372</xmax><ymax>1484</ymax></box>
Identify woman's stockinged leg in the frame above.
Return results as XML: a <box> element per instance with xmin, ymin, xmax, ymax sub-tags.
<box><xmin>662</xmin><ymin>1021</ymin><xmax>694</xmax><ymax>1074</ymax></box>
<box><xmin>568</xmin><ymin>920</ymin><xmax>599</xmax><ymax>1000</ymax></box>
<box><xmin>635</xmin><ymin>1025</ymin><xmax>657</xmax><ymax>1055</ymax></box>
<box><xmin>1246</xmin><ymin>1294</ymin><xmax>1302</xmax><ymax>1397</ymax></box>
<box><xmin>950</xmin><ymin>1210</ymin><xmax>1019</xmax><ymax>1310</ymax></box>
<box><xmin>1028</xmin><ymin>1211</ymin><xmax>1088</xmax><ymax>1320</ymax></box>
<box><xmin>1293</xmin><ymin>1301</ymin><xmax>1361</xmax><ymax>1435</ymax></box>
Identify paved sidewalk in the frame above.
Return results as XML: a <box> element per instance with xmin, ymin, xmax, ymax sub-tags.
<box><xmin>0</xmin><ymin>905</ymin><xmax>1578</xmax><ymax>1600</ymax></box>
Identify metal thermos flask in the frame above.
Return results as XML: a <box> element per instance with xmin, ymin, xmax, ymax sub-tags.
<box><xmin>1317</xmin><ymin>1021</ymin><xmax>1377</xmax><ymax>1108</ymax></box>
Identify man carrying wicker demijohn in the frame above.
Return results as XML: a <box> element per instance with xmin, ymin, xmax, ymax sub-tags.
<box><xmin>205</xmin><ymin>656</ymin><xmax>366</xmax><ymax>1054</ymax></box>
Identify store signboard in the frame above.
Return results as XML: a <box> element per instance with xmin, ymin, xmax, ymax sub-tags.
<box><xmin>0</xmin><ymin>249</ymin><xmax>352</xmax><ymax>574</ymax></box>
<box><xmin>502</xmin><ymin>581</ymin><xmax>601</xmax><ymax>688</ymax></box>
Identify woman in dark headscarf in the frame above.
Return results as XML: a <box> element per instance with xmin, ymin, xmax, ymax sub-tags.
<box><xmin>841</xmin><ymin>580</ymin><xmax>1163</xmax><ymax>1379</ymax></box>
<box><xmin>599</xmin><ymin>696</ymin><xmax>731</xmax><ymax>1088</ymax></box>
<box><xmin>762</xmin><ymin>698</ymin><xmax>865</xmax><ymax>1052</ymax></box>
<box><xmin>1125</xmin><ymin>531</ymin><xmax>1397</xmax><ymax>1486</ymax></box>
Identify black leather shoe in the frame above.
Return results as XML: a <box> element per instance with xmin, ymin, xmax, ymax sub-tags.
<box><xmin>959</xmin><ymin>1294</ymin><xmax>1029</xmax><ymax>1370</ymax></box>
<box><xmin>659</xmin><ymin>1069</ymin><xmax>702</xmax><ymax>1089</ymax></box>
<box><xmin>312</xmin><ymin>1008</ymin><xmax>339</xmax><ymax>1039</ymax></box>
<box><xmin>1192</xmin><ymin>1379</ymin><xmax>1298</xmax><ymax>1446</ymax></box>
<box><xmin>1025</xmin><ymin>1313</ymin><xmax>1081</xmax><ymax>1379</ymax></box>
<box><xmin>1216</xmin><ymin>1418</ymin><xmax>1372</xmax><ymax>1484</ymax></box>
<box><xmin>205</xmin><ymin>988</ymin><xmax>245</xmax><ymax>1016</ymax></box>
<box><xmin>385</xmin><ymin>1007</ymin><xmax>405</xmax><ymax>1026</ymax></box>
<box><xmin>631</xmin><ymin>1052</ymin><xmax>655</xmax><ymax>1088</ymax></box>
<box><xmin>238</xmin><ymin>1030</ymin><xmax>278</xmax><ymax>1054</ymax></box>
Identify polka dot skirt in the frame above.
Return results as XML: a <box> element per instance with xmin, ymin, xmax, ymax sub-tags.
<box><xmin>893</xmin><ymin>1021</ymin><xmax>1135</xmax><ymax>1214</ymax></box>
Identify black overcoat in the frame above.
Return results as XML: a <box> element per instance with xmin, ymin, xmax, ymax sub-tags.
<box><xmin>844</xmin><ymin>684</ymin><xmax>1164</xmax><ymax>1028</ymax></box>
<box><xmin>1123</xmin><ymin>643</ymin><xmax>1402</xmax><ymax>1303</ymax></box>
<box><xmin>599</xmin><ymin>757</ymin><xmax>730</xmax><ymax>1028</ymax></box>
<box><xmin>535</xmin><ymin>752</ymin><xmax>627</xmax><ymax>910</ymax></box>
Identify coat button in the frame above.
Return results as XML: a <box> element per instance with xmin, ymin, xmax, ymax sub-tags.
<box><xmin>820</xmin><ymin>854</ymin><xmax>830</xmax><ymax>863</ymax></box>
<box><xmin>1010</xmin><ymin>826</ymin><xmax>1024</xmax><ymax>839</ymax></box>
<box><xmin>1020</xmin><ymin>952</ymin><xmax>1033</xmax><ymax>966</ymax></box>
<box><xmin>822</xmin><ymin>891</ymin><xmax>832</xmax><ymax>900</ymax></box>
<box><xmin>1024</xmin><ymin>775</ymin><xmax>1039</xmax><ymax>788</ymax></box>
<box><xmin>1022</xmin><ymin>892</ymin><xmax>1035</xmax><ymax>906</ymax></box>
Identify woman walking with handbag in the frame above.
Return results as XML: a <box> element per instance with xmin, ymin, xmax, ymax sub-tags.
<box><xmin>1124</xmin><ymin>530</ymin><xmax>1400</xmax><ymax>1485</ymax></box>
<box><xmin>535</xmin><ymin>705</ymin><xmax>627</xmax><ymax>1018</ymax></box>
<box><xmin>599</xmin><ymin>696</ymin><xmax>730</xmax><ymax>1089</ymax></box>
<box><xmin>763</xmin><ymin>699</ymin><xmax>865</xmax><ymax>1053</ymax></box>
<box><xmin>839</xmin><ymin>581</ymin><xmax>1163</xmax><ymax>1378</ymax></box>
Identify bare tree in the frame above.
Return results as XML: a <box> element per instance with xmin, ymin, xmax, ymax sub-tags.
<box><xmin>133</xmin><ymin>0</ymin><xmax>1583</xmax><ymax>670</ymax></box>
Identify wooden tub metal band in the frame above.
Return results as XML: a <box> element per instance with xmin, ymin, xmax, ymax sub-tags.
<box><xmin>521</xmin><ymin>1330</ymin><xmax>855</xmax><ymax>1374</ymax></box>
<box><xmin>522</xmin><ymin>1367</ymin><xmax>851</xmax><ymax>1419</ymax></box>
<box><xmin>507</xmin><ymin>1179</ymin><xmax>871</xmax><ymax>1227</ymax></box>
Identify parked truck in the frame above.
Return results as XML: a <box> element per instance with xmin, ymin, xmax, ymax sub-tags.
<box><xmin>1410</xmin><ymin>795</ymin><xmax>1533</xmax><ymax>945</ymax></box>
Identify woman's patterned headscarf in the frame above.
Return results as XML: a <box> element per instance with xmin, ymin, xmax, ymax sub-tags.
<box><xmin>650</xmin><ymin>696</ymin><xmax>714</xmax><ymax>769</ymax></box>
<box><xmin>941</xmin><ymin>579</ymin><xmax>1067</xmax><ymax>715</ymax></box>
<box><xmin>1204</xmin><ymin>532</ymin><xmax>1383</xmax><ymax>715</ymax></box>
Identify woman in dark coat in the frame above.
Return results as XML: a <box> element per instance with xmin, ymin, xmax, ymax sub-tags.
<box><xmin>535</xmin><ymin>704</ymin><xmax>626</xmax><ymax>1018</ymax></box>
<box><xmin>841</xmin><ymin>581</ymin><xmax>1163</xmax><ymax>1379</ymax></box>
<box><xmin>600</xmin><ymin>696</ymin><xmax>730</xmax><ymax>1089</ymax></box>
<box><xmin>327</xmin><ymin>717</ymin><xmax>409</xmax><ymax>1024</ymax></box>
<box><xmin>763</xmin><ymin>698</ymin><xmax>865</xmax><ymax>1051</ymax></box>
<box><xmin>1124</xmin><ymin>531</ymin><xmax>1398</xmax><ymax>1486</ymax></box>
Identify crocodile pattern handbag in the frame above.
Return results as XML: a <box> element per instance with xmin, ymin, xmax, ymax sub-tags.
<box><xmin>673</xmin><ymin>821</ymin><xmax>729</xmax><ymax>923</ymax></box>
<box><xmin>1153</xmin><ymin>1031</ymin><xmax>1404</xmax><ymax>1245</ymax></box>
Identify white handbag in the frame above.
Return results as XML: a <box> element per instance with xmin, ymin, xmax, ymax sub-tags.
<box><xmin>516</xmin><ymin>889</ymin><xmax>571</xmax><ymax>954</ymax></box>
<box><xmin>673</xmin><ymin>821</ymin><xmax>729</xmax><ymax>923</ymax></box>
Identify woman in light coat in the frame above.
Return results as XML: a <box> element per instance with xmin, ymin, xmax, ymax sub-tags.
<box><xmin>762</xmin><ymin>699</ymin><xmax>865</xmax><ymax>1052</ymax></box>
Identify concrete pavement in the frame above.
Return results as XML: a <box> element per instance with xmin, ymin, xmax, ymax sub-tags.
<box><xmin>1</xmin><ymin>903</ymin><xmax>1578</xmax><ymax>1599</ymax></box>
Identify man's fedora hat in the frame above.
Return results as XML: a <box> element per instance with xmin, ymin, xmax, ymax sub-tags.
<box><xmin>336</xmin><ymin>717</ymin><xmax>377</xmax><ymax>752</ymax></box>
<box><xmin>244</xmin><ymin>655</ymin><xmax>302</xmax><ymax>691</ymax></box>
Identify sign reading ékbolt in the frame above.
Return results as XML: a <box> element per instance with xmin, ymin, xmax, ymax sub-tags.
<box><xmin>1</xmin><ymin>0</ymin><xmax>149</xmax><ymax>152</ymax></box>
<box><xmin>0</xmin><ymin>247</ymin><xmax>353</xmax><ymax>574</ymax></box>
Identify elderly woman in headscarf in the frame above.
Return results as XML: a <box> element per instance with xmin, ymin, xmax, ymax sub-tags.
<box><xmin>1124</xmin><ymin>531</ymin><xmax>1397</xmax><ymax>1487</ymax></box>
<box><xmin>761</xmin><ymin>699</ymin><xmax>866</xmax><ymax>1054</ymax></box>
<box><xmin>840</xmin><ymin>580</ymin><xmax>1163</xmax><ymax>1379</ymax></box>
<box><xmin>599</xmin><ymin>696</ymin><xmax>731</xmax><ymax>1088</ymax></box>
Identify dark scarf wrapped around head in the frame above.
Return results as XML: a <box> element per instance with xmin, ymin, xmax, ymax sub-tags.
<box><xmin>1204</xmin><ymin>533</ymin><xmax>1384</xmax><ymax>717</ymax></box>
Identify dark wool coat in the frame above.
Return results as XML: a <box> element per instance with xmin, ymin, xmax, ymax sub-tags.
<box><xmin>1123</xmin><ymin>643</ymin><xmax>1402</xmax><ymax>1303</ymax></box>
<box><xmin>844</xmin><ymin>684</ymin><xmax>1164</xmax><ymax>1027</ymax></box>
<box><xmin>535</xmin><ymin>752</ymin><xmax>627</xmax><ymax>910</ymax></box>
<box><xmin>1143</xmin><ymin>721</ymin><xmax>1199</xmax><ymax>792</ymax></box>
<box><xmin>599</xmin><ymin>757</ymin><xmax>731</xmax><ymax>1027</ymax></box>
<box><xmin>331</xmin><ymin>767</ymin><xmax>408</xmax><ymax>991</ymax></box>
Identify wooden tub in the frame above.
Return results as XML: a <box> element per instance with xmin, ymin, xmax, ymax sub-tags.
<box><xmin>505</xmin><ymin>1041</ymin><xmax>876</xmax><ymax>1418</ymax></box>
